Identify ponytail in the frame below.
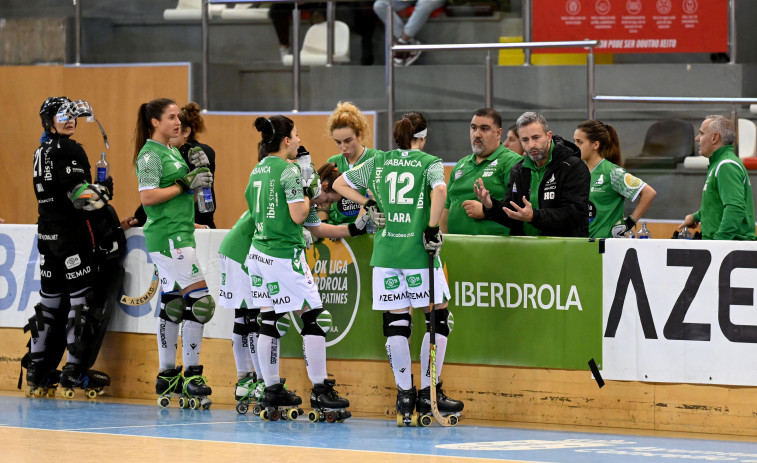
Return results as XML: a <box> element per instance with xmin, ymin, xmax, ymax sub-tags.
<box><xmin>133</xmin><ymin>98</ymin><xmax>176</xmax><ymax>163</ymax></box>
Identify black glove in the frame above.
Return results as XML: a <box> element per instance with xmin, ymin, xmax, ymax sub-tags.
<box><xmin>610</xmin><ymin>216</ymin><xmax>636</xmax><ymax>238</ymax></box>
<box><xmin>423</xmin><ymin>226</ymin><xmax>443</xmax><ymax>257</ymax></box>
<box><xmin>364</xmin><ymin>199</ymin><xmax>386</xmax><ymax>228</ymax></box>
<box><xmin>97</xmin><ymin>175</ymin><xmax>114</xmax><ymax>200</ymax></box>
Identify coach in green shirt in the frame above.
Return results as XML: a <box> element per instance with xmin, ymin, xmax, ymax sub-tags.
<box><xmin>680</xmin><ymin>115</ymin><xmax>756</xmax><ymax>240</ymax></box>
<box><xmin>441</xmin><ymin>108</ymin><xmax>522</xmax><ymax>235</ymax></box>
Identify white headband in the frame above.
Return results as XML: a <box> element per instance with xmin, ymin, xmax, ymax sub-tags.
<box><xmin>413</xmin><ymin>128</ymin><xmax>427</xmax><ymax>138</ymax></box>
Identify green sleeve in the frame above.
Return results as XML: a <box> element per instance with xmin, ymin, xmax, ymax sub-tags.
<box><xmin>713</xmin><ymin>162</ymin><xmax>748</xmax><ymax>240</ymax></box>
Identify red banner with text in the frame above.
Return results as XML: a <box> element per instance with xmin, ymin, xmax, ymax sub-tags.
<box><xmin>532</xmin><ymin>0</ymin><xmax>728</xmax><ymax>53</ymax></box>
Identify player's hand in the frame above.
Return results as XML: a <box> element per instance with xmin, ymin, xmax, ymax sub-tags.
<box><xmin>304</xmin><ymin>171</ymin><xmax>321</xmax><ymax>199</ymax></box>
<box><xmin>349</xmin><ymin>213</ymin><xmax>370</xmax><ymax>236</ymax></box>
<box><xmin>678</xmin><ymin>214</ymin><xmax>699</xmax><ymax>231</ymax></box>
<box><xmin>473</xmin><ymin>178</ymin><xmax>492</xmax><ymax>209</ymax></box>
<box><xmin>97</xmin><ymin>175</ymin><xmax>114</xmax><ymax>200</ymax></box>
<box><xmin>364</xmin><ymin>199</ymin><xmax>385</xmax><ymax>228</ymax></box>
<box><xmin>188</xmin><ymin>146</ymin><xmax>209</xmax><ymax>167</ymax></box>
<box><xmin>175</xmin><ymin>167</ymin><xmax>212</xmax><ymax>192</ymax></box>
<box><xmin>611</xmin><ymin>216</ymin><xmax>636</xmax><ymax>238</ymax></box>
<box><xmin>462</xmin><ymin>200</ymin><xmax>485</xmax><ymax>219</ymax></box>
<box><xmin>303</xmin><ymin>227</ymin><xmax>314</xmax><ymax>250</ymax></box>
<box><xmin>423</xmin><ymin>226</ymin><xmax>443</xmax><ymax>258</ymax></box>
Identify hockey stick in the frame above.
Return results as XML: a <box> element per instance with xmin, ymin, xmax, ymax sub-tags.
<box><xmin>120</xmin><ymin>265</ymin><xmax>159</xmax><ymax>306</ymax></box>
<box><xmin>428</xmin><ymin>251</ymin><xmax>456</xmax><ymax>426</ymax></box>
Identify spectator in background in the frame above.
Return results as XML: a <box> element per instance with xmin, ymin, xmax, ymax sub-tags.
<box><xmin>679</xmin><ymin>115</ymin><xmax>756</xmax><ymax>240</ymax></box>
<box><xmin>373</xmin><ymin>0</ymin><xmax>445</xmax><ymax>66</ymax></box>
<box><xmin>474</xmin><ymin>112</ymin><xmax>590</xmax><ymax>237</ymax></box>
<box><xmin>503</xmin><ymin>124</ymin><xmax>524</xmax><ymax>156</ymax></box>
<box><xmin>574</xmin><ymin>120</ymin><xmax>656</xmax><ymax>238</ymax></box>
<box><xmin>441</xmin><ymin>108</ymin><xmax>522</xmax><ymax>235</ymax></box>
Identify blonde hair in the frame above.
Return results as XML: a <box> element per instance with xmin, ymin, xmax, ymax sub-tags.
<box><xmin>326</xmin><ymin>101</ymin><xmax>370</xmax><ymax>141</ymax></box>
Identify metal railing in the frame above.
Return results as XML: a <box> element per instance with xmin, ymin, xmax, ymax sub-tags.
<box><xmin>388</xmin><ymin>40</ymin><xmax>600</xmax><ymax>148</ymax></box>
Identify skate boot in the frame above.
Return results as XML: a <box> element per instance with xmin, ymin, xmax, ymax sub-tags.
<box><xmin>59</xmin><ymin>363</ymin><xmax>110</xmax><ymax>399</ymax></box>
<box><xmin>260</xmin><ymin>382</ymin><xmax>303</xmax><ymax>421</ymax></box>
<box><xmin>234</xmin><ymin>372</ymin><xmax>264</xmax><ymax>415</ymax></box>
<box><xmin>26</xmin><ymin>363</ymin><xmax>59</xmax><ymax>398</ymax></box>
<box><xmin>180</xmin><ymin>365</ymin><xmax>212</xmax><ymax>410</ymax></box>
<box><xmin>396</xmin><ymin>386</ymin><xmax>418</xmax><ymax>427</ymax></box>
<box><xmin>308</xmin><ymin>379</ymin><xmax>351</xmax><ymax>423</ymax></box>
<box><xmin>417</xmin><ymin>381</ymin><xmax>464</xmax><ymax>426</ymax></box>
<box><xmin>156</xmin><ymin>366</ymin><xmax>184</xmax><ymax>408</ymax></box>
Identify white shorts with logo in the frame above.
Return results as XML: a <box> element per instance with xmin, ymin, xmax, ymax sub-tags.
<box><xmin>245</xmin><ymin>246</ymin><xmax>322</xmax><ymax>314</ymax></box>
<box><xmin>150</xmin><ymin>247</ymin><xmax>206</xmax><ymax>293</ymax></box>
<box><xmin>218</xmin><ymin>254</ymin><xmax>255</xmax><ymax>310</ymax></box>
<box><xmin>372</xmin><ymin>266</ymin><xmax>450</xmax><ymax>311</ymax></box>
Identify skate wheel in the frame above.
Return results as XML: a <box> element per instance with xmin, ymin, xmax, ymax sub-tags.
<box><xmin>158</xmin><ymin>396</ymin><xmax>171</xmax><ymax>408</ymax></box>
<box><xmin>410</xmin><ymin>413</ymin><xmax>419</xmax><ymax>427</ymax></box>
<box><xmin>287</xmin><ymin>408</ymin><xmax>299</xmax><ymax>420</ymax></box>
<box><xmin>308</xmin><ymin>410</ymin><xmax>320</xmax><ymax>422</ymax></box>
<box><xmin>178</xmin><ymin>397</ymin><xmax>187</xmax><ymax>409</ymax></box>
<box><xmin>63</xmin><ymin>389</ymin><xmax>75</xmax><ymax>399</ymax></box>
<box><xmin>85</xmin><ymin>389</ymin><xmax>98</xmax><ymax>399</ymax></box>
<box><xmin>252</xmin><ymin>404</ymin><xmax>262</xmax><ymax>416</ymax></box>
<box><xmin>396</xmin><ymin>415</ymin><xmax>404</xmax><ymax>427</ymax></box>
<box><xmin>189</xmin><ymin>398</ymin><xmax>199</xmax><ymax>410</ymax></box>
<box><xmin>46</xmin><ymin>388</ymin><xmax>57</xmax><ymax>398</ymax></box>
<box><xmin>325</xmin><ymin>411</ymin><xmax>337</xmax><ymax>423</ymax></box>
<box><xmin>236</xmin><ymin>402</ymin><xmax>249</xmax><ymax>414</ymax></box>
<box><xmin>270</xmin><ymin>409</ymin><xmax>280</xmax><ymax>421</ymax></box>
<box><xmin>34</xmin><ymin>389</ymin><xmax>45</xmax><ymax>398</ymax></box>
<box><xmin>260</xmin><ymin>409</ymin><xmax>269</xmax><ymax>421</ymax></box>
<box><xmin>419</xmin><ymin>414</ymin><xmax>433</xmax><ymax>427</ymax></box>
<box><xmin>449</xmin><ymin>415</ymin><xmax>459</xmax><ymax>426</ymax></box>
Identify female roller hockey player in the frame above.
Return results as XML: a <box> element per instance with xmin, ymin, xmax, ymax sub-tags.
<box><xmin>333</xmin><ymin>112</ymin><xmax>464</xmax><ymax>426</ymax></box>
<box><xmin>323</xmin><ymin>101</ymin><xmax>379</xmax><ymax>225</ymax></box>
<box><xmin>243</xmin><ymin>116</ymin><xmax>353</xmax><ymax>422</ymax></box>
<box><xmin>27</xmin><ymin>97</ymin><xmax>115</xmax><ymax>398</ymax></box>
<box><xmin>134</xmin><ymin>98</ymin><xmax>216</xmax><ymax>410</ymax></box>
<box><xmin>221</xmin><ymin>162</ymin><xmax>372</xmax><ymax>416</ymax></box>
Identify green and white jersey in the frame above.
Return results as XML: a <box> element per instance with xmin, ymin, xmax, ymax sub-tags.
<box><xmin>326</xmin><ymin>147</ymin><xmax>379</xmax><ymax>225</ymax></box>
<box><xmin>219</xmin><ymin>210</ymin><xmax>256</xmax><ymax>265</ymax></box>
<box><xmin>245</xmin><ymin>156</ymin><xmax>306</xmax><ymax>258</ymax></box>
<box><xmin>344</xmin><ymin>149</ymin><xmax>445</xmax><ymax>269</ymax></box>
<box><xmin>445</xmin><ymin>145</ymin><xmax>522</xmax><ymax>235</ymax></box>
<box><xmin>588</xmin><ymin>159</ymin><xmax>646</xmax><ymax>238</ymax></box>
<box><xmin>136</xmin><ymin>139</ymin><xmax>195</xmax><ymax>255</ymax></box>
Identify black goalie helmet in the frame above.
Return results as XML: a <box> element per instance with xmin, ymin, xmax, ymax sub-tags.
<box><xmin>39</xmin><ymin>96</ymin><xmax>72</xmax><ymax>132</ymax></box>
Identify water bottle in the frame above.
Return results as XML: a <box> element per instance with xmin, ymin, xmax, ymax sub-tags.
<box><xmin>678</xmin><ymin>226</ymin><xmax>693</xmax><ymax>240</ymax></box>
<box><xmin>196</xmin><ymin>187</ymin><xmax>215</xmax><ymax>213</ymax></box>
<box><xmin>95</xmin><ymin>152</ymin><xmax>109</xmax><ymax>182</ymax></box>
<box><xmin>637</xmin><ymin>222</ymin><xmax>651</xmax><ymax>239</ymax></box>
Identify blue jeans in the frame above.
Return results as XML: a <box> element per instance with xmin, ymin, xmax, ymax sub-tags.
<box><xmin>373</xmin><ymin>0</ymin><xmax>446</xmax><ymax>40</ymax></box>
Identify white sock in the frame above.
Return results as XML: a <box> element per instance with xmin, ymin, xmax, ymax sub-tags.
<box><xmin>181</xmin><ymin>320</ymin><xmax>204</xmax><ymax>367</ymax></box>
<box><xmin>302</xmin><ymin>335</ymin><xmax>327</xmax><ymax>385</ymax></box>
<box><xmin>420</xmin><ymin>331</ymin><xmax>448</xmax><ymax>389</ymax></box>
<box><xmin>157</xmin><ymin>318</ymin><xmax>180</xmax><ymax>371</ymax></box>
<box><xmin>249</xmin><ymin>332</ymin><xmax>262</xmax><ymax>377</ymax></box>
<box><xmin>232</xmin><ymin>314</ymin><xmax>254</xmax><ymax>375</ymax></box>
<box><xmin>386</xmin><ymin>336</ymin><xmax>412</xmax><ymax>390</ymax></box>
<box><xmin>257</xmin><ymin>334</ymin><xmax>280</xmax><ymax>387</ymax></box>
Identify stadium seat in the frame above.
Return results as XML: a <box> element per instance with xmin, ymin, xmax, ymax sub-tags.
<box><xmin>163</xmin><ymin>0</ymin><xmax>226</xmax><ymax>21</ymax></box>
<box><xmin>682</xmin><ymin>156</ymin><xmax>709</xmax><ymax>169</ymax></box>
<box><xmin>282</xmin><ymin>21</ymin><xmax>350</xmax><ymax>66</ymax></box>
<box><xmin>738</xmin><ymin>118</ymin><xmax>757</xmax><ymax>159</ymax></box>
<box><xmin>220</xmin><ymin>4</ymin><xmax>270</xmax><ymax>21</ymax></box>
<box><xmin>624</xmin><ymin>119</ymin><xmax>694</xmax><ymax>169</ymax></box>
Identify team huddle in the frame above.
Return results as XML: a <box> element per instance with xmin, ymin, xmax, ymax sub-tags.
<box><xmin>25</xmin><ymin>93</ymin><xmax>750</xmax><ymax>426</ymax></box>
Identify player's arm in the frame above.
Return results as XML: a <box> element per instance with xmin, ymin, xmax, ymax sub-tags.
<box><xmin>333</xmin><ymin>176</ymin><xmax>369</xmax><ymax>206</ymax></box>
<box><xmin>140</xmin><ymin>185</ymin><xmax>182</xmax><ymax>206</ymax></box>
<box><xmin>714</xmin><ymin>163</ymin><xmax>750</xmax><ymax>240</ymax></box>
<box><xmin>307</xmin><ymin>222</ymin><xmax>351</xmax><ymax>239</ymax></box>
<box><xmin>440</xmin><ymin>208</ymin><xmax>450</xmax><ymax>234</ymax></box>
<box><xmin>629</xmin><ymin>184</ymin><xmax>657</xmax><ymax>224</ymax></box>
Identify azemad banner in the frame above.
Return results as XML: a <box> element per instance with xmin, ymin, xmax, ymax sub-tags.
<box><xmin>0</xmin><ymin>226</ymin><xmax>603</xmax><ymax>370</ymax></box>
<box><xmin>602</xmin><ymin>239</ymin><xmax>757</xmax><ymax>385</ymax></box>
<box><xmin>533</xmin><ymin>0</ymin><xmax>728</xmax><ymax>53</ymax></box>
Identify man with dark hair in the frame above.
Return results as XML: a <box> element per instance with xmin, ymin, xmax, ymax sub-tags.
<box><xmin>441</xmin><ymin>108</ymin><xmax>522</xmax><ymax>235</ymax></box>
<box><xmin>679</xmin><ymin>115</ymin><xmax>756</xmax><ymax>240</ymax></box>
<box><xmin>474</xmin><ymin>111</ymin><xmax>590</xmax><ymax>237</ymax></box>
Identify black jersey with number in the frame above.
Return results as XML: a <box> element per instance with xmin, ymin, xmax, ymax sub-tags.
<box><xmin>33</xmin><ymin>136</ymin><xmax>92</xmax><ymax>225</ymax></box>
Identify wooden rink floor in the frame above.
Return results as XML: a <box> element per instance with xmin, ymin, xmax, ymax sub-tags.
<box><xmin>3</xmin><ymin>392</ymin><xmax>757</xmax><ymax>463</ymax></box>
